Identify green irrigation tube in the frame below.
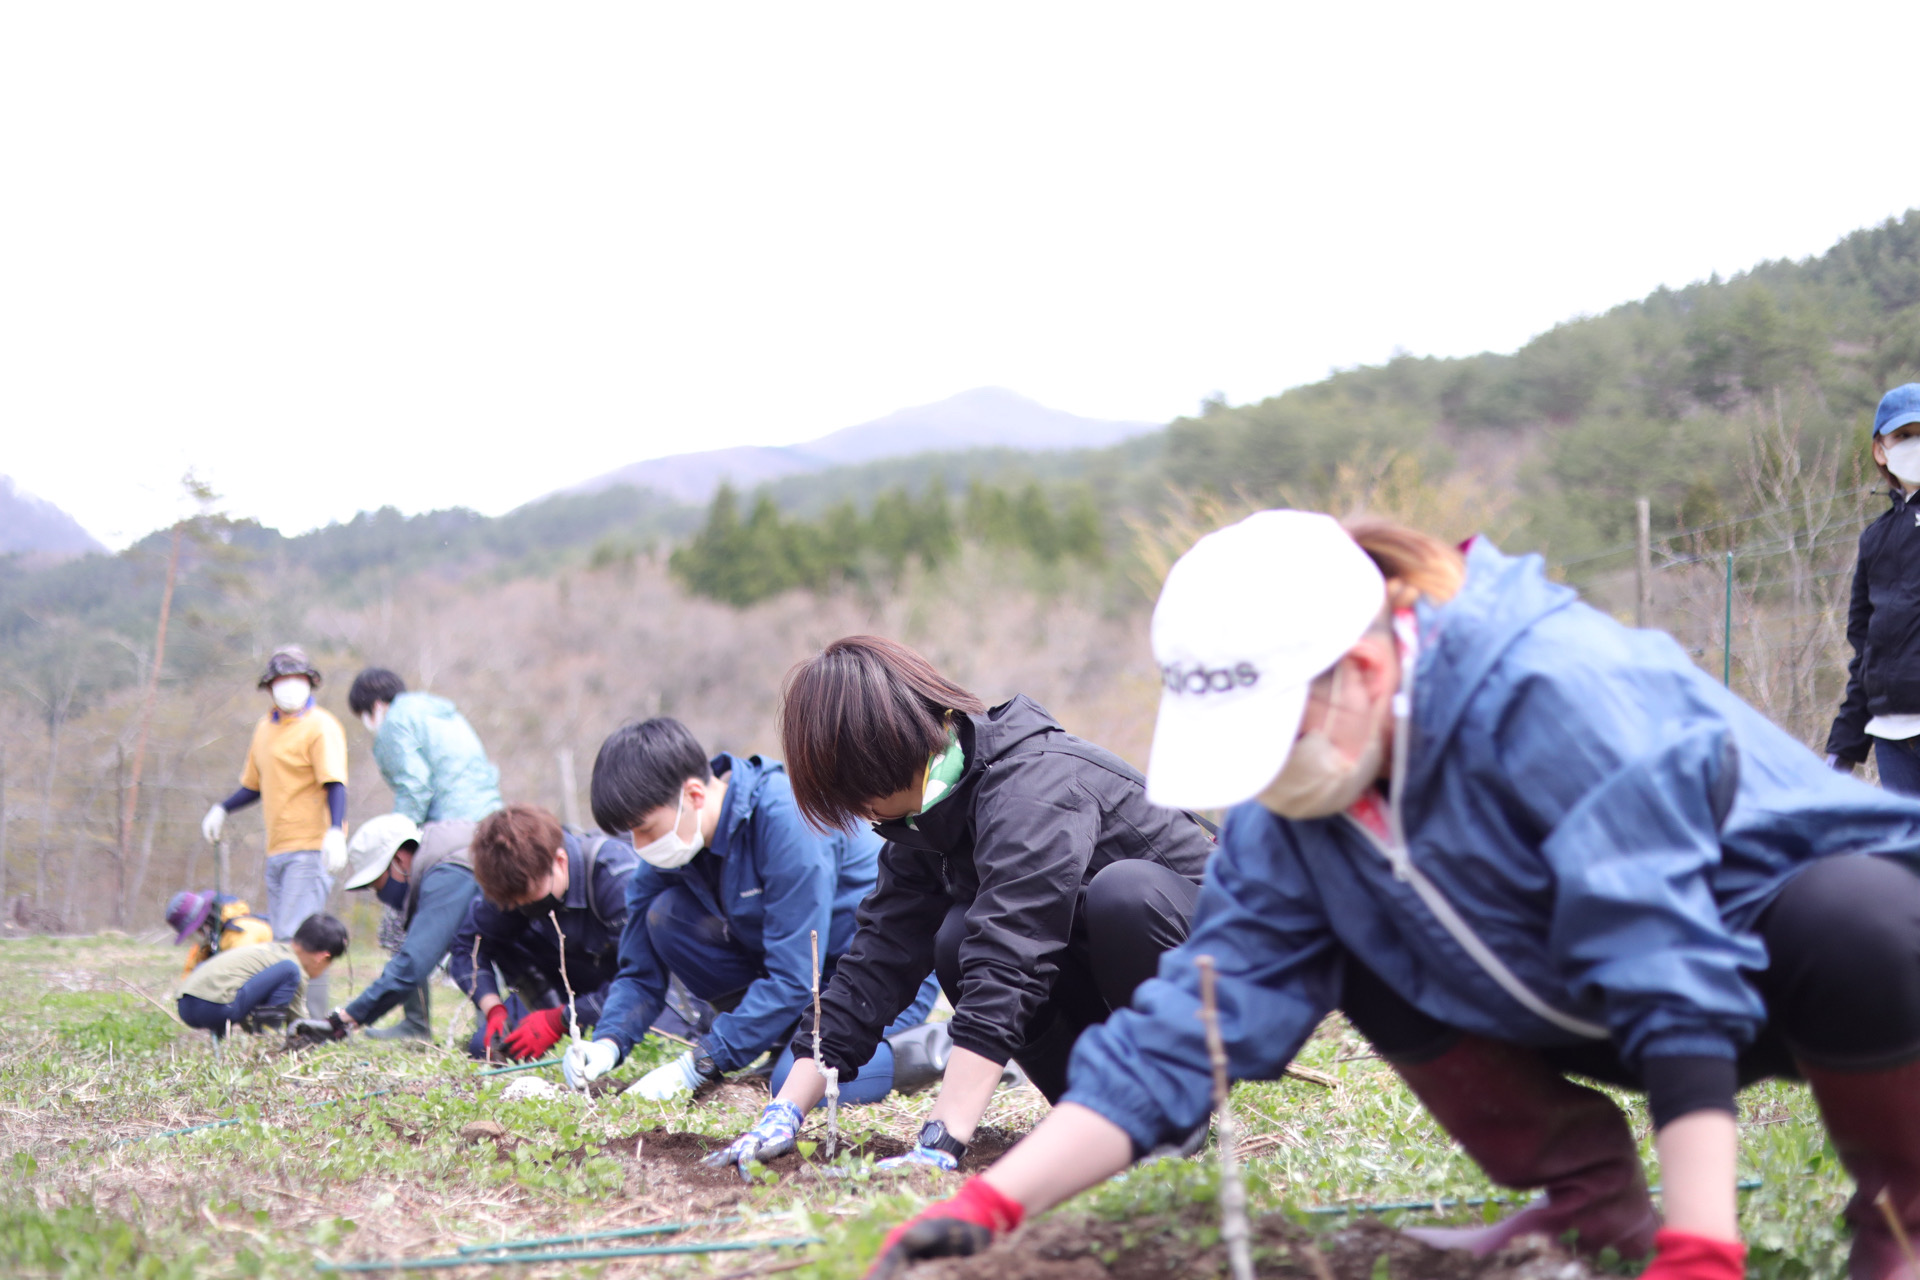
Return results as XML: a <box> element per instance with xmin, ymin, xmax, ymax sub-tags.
<box><xmin>313</xmin><ymin>1236</ymin><xmax>822</xmax><ymax>1273</ymax></box>
<box><xmin>116</xmin><ymin>1054</ymin><xmax>564</xmax><ymax>1145</ymax></box>
<box><xmin>1306</xmin><ymin>1178</ymin><xmax>1763</xmax><ymax>1217</ymax></box>
<box><xmin>456</xmin><ymin>1217</ymin><xmax>742</xmax><ymax>1254</ymax></box>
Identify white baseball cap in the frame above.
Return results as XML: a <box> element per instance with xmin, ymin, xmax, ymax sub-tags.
<box><xmin>1146</xmin><ymin>510</ymin><xmax>1386</xmax><ymax>810</ymax></box>
<box><xmin>343</xmin><ymin>813</ymin><xmax>422</xmax><ymax>890</ymax></box>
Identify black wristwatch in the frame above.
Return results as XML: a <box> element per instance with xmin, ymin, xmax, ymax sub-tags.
<box><xmin>917</xmin><ymin>1119</ymin><xmax>968</xmax><ymax>1161</ymax></box>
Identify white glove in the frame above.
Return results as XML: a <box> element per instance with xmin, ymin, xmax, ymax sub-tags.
<box><xmin>563</xmin><ymin>1038</ymin><xmax>619</xmax><ymax>1089</ymax></box>
<box><xmin>321</xmin><ymin>827</ymin><xmax>348</xmax><ymax>873</ymax></box>
<box><xmin>632</xmin><ymin>1051</ymin><xmax>704</xmax><ymax>1100</ymax></box>
<box><xmin>201</xmin><ymin>803</ymin><xmax>227</xmax><ymax>844</ymax></box>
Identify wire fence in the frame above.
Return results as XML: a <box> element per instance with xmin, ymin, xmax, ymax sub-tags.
<box><xmin>1552</xmin><ymin>483</ymin><xmax>1889</xmax><ymax>763</ymax></box>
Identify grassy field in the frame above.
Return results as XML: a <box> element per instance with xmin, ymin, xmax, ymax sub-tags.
<box><xmin>0</xmin><ymin>930</ymin><xmax>1858</xmax><ymax>1278</ymax></box>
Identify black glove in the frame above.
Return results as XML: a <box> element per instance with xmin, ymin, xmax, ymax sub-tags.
<box><xmin>285</xmin><ymin>1018</ymin><xmax>346</xmax><ymax>1049</ymax></box>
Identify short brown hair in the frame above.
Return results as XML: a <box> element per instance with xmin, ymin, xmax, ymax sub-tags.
<box><xmin>780</xmin><ymin>636</ymin><xmax>986</xmax><ymax>830</ymax></box>
<box><xmin>472</xmin><ymin>803</ymin><xmax>566</xmax><ymax>906</ymax></box>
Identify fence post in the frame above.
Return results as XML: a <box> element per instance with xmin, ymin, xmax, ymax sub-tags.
<box><xmin>1635</xmin><ymin>498</ymin><xmax>1651</xmax><ymax>628</ymax></box>
<box><xmin>1723</xmin><ymin>550</ymin><xmax>1734</xmax><ymax>686</ymax></box>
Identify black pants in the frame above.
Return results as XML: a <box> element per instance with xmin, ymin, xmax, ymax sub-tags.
<box><xmin>1341</xmin><ymin>854</ymin><xmax>1920</xmax><ymax>1091</ymax></box>
<box><xmin>934</xmin><ymin>859</ymin><xmax>1200</xmax><ymax>1103</ymax></box>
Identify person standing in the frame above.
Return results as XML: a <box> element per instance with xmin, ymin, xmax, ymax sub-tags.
<box><xmin>1828</xmin><ymin>383</ymin><xmax>1920</xmax><ymax>795</ymax></box>
<box><xmin>346</xmin><ymin>667</ymin><xmax>504</xmax><ymax>1038</ymax></box>
<box><xmin>200</xmin><ymin>646</ymin><xmax>348</xmax><ymax>1015</ymax></box>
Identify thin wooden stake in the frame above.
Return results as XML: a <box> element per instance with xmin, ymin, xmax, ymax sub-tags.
<box><xmin>550</xmin><ymin>910</ymin><xmax>595</xmax><ymax>1112</ymax></box>
<box><xmin>1196</xmin><ymin>955</ymin><xmax>1254</xmax><ymax>1280</ymax></box>
<box><xmin>810</xmin><ymin>929</ymin><xmax>839</xmax><ymax>1159</ymax></box>
<box><xmin>1878</xmin><ymin>1188</ymin><xmax>1919</xmax><ymax>1272</ymax></box>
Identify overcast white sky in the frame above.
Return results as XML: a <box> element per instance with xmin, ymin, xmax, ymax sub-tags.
<box><xmin>4</xmin><ymin>3</ymin><xmax>1917</xmax><ymax>549</ymax></box>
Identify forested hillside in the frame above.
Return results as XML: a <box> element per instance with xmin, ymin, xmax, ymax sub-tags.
<box><xmin>3</xmin><ymin>209</ymin><xmax>1919</xmax><ymax>934</ymax></box>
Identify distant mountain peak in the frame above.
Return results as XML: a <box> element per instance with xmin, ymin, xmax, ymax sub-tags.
<box><xmin>0</xmin><ymin>477</ymin><xmax>103</xmax><ymax>557</ymax></box>
<box><xmin>564</xmin><ymin>387</ymin><xmax>1160</xmax><ymax>505</ymax></box>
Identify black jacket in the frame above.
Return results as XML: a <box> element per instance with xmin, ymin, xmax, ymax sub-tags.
<box><xmin>1829</xmin><ymin>490</ymin><xmax>1920</xmax><ymax>763</ymax></box>
<box><xmin>799</xmin><ymin>695</ymin><xmax>1214</xmax><ymax>1075</ymax></box>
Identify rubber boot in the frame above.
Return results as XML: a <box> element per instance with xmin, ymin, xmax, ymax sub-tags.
<box><xmin>367</xmin><ymin>981</ymin><xmax>433</xmax><ymax>1041</ymax></box>
<box><xmin>887</xmin><ymin>1021</ymin><xmax>953</xmax><ymax>1093</ymax></box>
<box><xmin>1388</xmin><ymin>1036</ymin><xmax>1658</xmax><ymax>1260</ymax></box>
<box><xmin>1800</xmin><ymin>1058</ymin><xmax>1920</xmax><ymax>1279</ymax></box>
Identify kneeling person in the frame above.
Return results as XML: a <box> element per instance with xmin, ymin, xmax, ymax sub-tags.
<box><xmin>454</xmin><ymin>803</ymin><xmax>637</xmax><ymax>1061</ymax></box>
<box><xmin>566</xmin><ymin>717</ymin><xmax>939</xmax><ymax>1101</ymax></box>
<box><xmin>176</xmin><ymin>913</ymin><xmax>348</xmax><ymax>1038</ymax></box>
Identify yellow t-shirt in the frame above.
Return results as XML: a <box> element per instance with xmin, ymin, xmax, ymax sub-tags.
<box><xmin>240</xmin><ymin>704</ymin><xmax>349</xmax><ymax>855</ymax></box>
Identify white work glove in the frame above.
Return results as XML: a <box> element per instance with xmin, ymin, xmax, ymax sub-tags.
<box><xmin>632</xmin><ymin>1051</ymin><xmax>706</xmax><ymax>1100</ymax></box>
<box><xmin>321</xmin><ymin>826</ymin><xmax>348</xmax><ymax>873</ymax></box>
<box><xmin>201</xmin><ymin>803</ymin><xmax>227</xmax><ymax>844</ymax></box>
<box><xmin>563</xmin><ymin>1037</ymin><xmax>620</xmax><ymax>1089</ymax></box>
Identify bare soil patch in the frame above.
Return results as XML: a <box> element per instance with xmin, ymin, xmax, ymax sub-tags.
<box><xmin>914</xmin><ymin>1209</ymin><xmax>1594</xmax><ymax>1280</ymax></box>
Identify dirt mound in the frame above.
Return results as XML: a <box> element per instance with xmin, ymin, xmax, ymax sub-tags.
<box><xmin>912</xmin><ymin>1209</ymin><xmax>1595</xmax><ymax>1280</ymax></box>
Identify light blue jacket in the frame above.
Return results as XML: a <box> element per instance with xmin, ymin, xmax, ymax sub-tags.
<box><xmin>1064</xmin><ymin>539</ymin><xmax>1920</xmax><ymax>1154</ymax></box>
<box><xmin>371</xmin><ymin>692</ymin><xmax>503</xmax><ymax>825</ymax></box>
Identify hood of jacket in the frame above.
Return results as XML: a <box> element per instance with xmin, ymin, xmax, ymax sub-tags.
<box><xmin>1403</xmin><ymin>538</ymin><xmax>1579</xmax><ymax>801</ymax></box>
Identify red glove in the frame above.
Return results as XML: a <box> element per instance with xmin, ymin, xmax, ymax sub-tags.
<box><xmin>865</xmin><ymin>1177</ymin><xmax>1024</xmax><ymax>1279</ymax></box>
<box><xmin>483</xmin><ymin>1004</ymin><xmax>510</xmax><ymax>1060</ymax></box>
<box><xmin>504</xmin><ymin>1007</ymin><xmax>567</xmax><ymax>1061</ymax></box>
<box><xmin>1639</xmin><ymin>1229</ymin><xmax>1746</xmax><ymax>1280</ymax></box>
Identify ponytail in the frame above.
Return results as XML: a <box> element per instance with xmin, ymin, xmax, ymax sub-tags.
<box><xmin>1341</xmin><ymin>515</ymin><xmax>1466</xmax><ymax>609</ymax></box>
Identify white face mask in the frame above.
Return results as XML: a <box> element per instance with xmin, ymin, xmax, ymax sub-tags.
<box><xmin>634</xmin><ymin>788</ymin><xmax>702</xmax><ymax>869</ymax></box>
<box><xmin>271</xmin><ymin>677</ymin><xmax>311</xmax><ymax>713</ymax></box>
<box><xmin>1886</xmin><ymin>438</ymin><xmax>1920</xmax><ymax>487</ymax></box>
<box><xmin>1255</xmin><ymin>663</ymin><xmax>1386</xmax><ymax>820</ymax></box>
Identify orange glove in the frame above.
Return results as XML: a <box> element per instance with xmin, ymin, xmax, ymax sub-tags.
<box><xmin>865</xmin><ymin>1177</ymin><xmax>1024</xmax><ymax>1279</ymax></box>
<box><xmin>504</xmin><ymin>1006</ymin><xmax>567</xmax><ymax>1061</ymax></box>
<box><xmin>1639</xmin><ymin>1230</ymin><xmax>1745</xmax><ymax>1280</ymax></box>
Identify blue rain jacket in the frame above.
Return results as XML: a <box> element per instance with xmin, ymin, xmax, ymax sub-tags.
<box><xmin>448</xmin><ymin>829</ymin><xmax>638</xmax><ymax>1028</ymax></box>
<box><xmin>1064</xmin><ymin>538</ymin><xmax>1920</xmax><ymax>1154</ymax></box>
<box><xmin>371</xmin><ymin>692</ymin><xmax>503</xmax><ymax>825</ymax></box>
<box><xmin>594</xmin><ymin>753</ymin><xmax>884</xmax><ymax>1072</ymax></box>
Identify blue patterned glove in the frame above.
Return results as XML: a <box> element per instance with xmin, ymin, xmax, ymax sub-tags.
<box><xmin>703</xmin><ymin>1100</ymin><xmax>803</xmax><ymax>1180</ymax></box>
<box><xmin>875</xmin><ymin>1145</ymin><xmax>959</xmax><ymax>1172</ymax></box>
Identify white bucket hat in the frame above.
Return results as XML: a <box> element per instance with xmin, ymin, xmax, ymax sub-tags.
<box><xmin>1146</xmin><ymin>510</ymin><xmax>1386</xmax><ymax>810</ymax></box>
<box><xmin>343</xmin><ymin>812</ymin><xmax>422</xmax><ymax>890</ymax></box>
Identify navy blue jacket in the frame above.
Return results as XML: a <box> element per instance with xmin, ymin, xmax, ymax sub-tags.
<box><xmin>1065</xmin><ymin>538</ymin><xmax>1920</xmax><ymax>1154</ymax></box>
<box><xmin>1828</xmin><ymin>488</ymin><xmax>1920</xmax><ymax>762</ymax></box>
<box><xmin>594</xmin><ymin>753</ymin><xmax>882</xmax><ymax>1072</ymax></box>
<box><xmin>344</xmin><ymin>860</ymin><xmax>477</xmax><ymax>1026</ymax></box>
<box><xmin>449</xmin><ymin>829</ymin><xmax>637</xmax><ymax>1028</ymax></box>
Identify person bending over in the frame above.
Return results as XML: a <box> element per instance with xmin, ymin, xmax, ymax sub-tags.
<box><xmin>335</xmin><ymin>813</ymin><xmax>480</xmax><ymax>1040</ymax></box>
<box><xmin>347</xmin><ymin>667</ymin><xmax>504</xmax><ymax>1039</ymax></box>
<box><xmin>452</xmin><ymin>803</ymin><xmax>637</xmax><ymax>1061</ymax></box>
<box><xmin>565</xmin><ymin>717</ymin><xmax>940</xmax><ymax>1104</ymax></box>
<box><xmin>707</xmin><ymin>637</ymin><xmax>1214</xmax><ymax>1177</ymax></box>
<box><xmin>176</xmin><ymin>913</ymin><xmax>348</xmax><ymax>1039</ymax></box>
<box><xmin>864</xmin><ymin>511</ymin><xmax>1920</xmax><ymax>1280</ymax></box>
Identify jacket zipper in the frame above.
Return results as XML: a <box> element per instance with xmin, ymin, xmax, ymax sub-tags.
<box><xmin>1342</xmin><ymin>615</ymin><xmax>1609</xmax><ymax>1042</ymax></box>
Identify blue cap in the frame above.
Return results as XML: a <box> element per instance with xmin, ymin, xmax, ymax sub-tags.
<box><xmin>1875</xmin><ymin>384</ymin><xmax>1920</xmax><ymax>436</ymax></box>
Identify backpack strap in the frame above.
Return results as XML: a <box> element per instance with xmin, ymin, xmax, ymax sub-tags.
<box><xmin>572</xmin><ymin>831</ymin><xmax>615</xmax><ymax>927</ymax></box>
